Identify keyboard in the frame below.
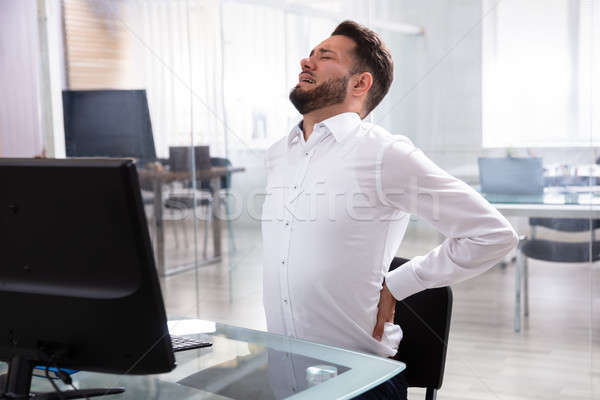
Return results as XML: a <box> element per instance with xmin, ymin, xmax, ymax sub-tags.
<box><xmin>170</xmin><ymin>334</ymin><xmax>212</xmax><ymax>352</ymax></box>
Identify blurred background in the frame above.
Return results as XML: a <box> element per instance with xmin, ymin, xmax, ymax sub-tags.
<box><xmin>1</xmin><ymin>0</ymin><xmax>598</xmax><ymax>398</ymax></box>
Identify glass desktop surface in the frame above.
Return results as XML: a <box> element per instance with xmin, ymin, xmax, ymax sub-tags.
<box><xmin>1</xmin><ymin>320</ymin><xmax>405</xmax><ymax>400</ymax></box>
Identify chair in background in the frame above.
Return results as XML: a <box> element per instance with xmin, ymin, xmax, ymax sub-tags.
<box><xmin>163</xmin><ymin>192</ymin><xmax>211</xmax><ymax>254</ymax></box>
<box><xmin>201</xmin><ymin>157</ymin><xmax>237</xmax><ymax>252</ymax></box>
<box><xmin>514</xmin><ymin>218</ymin><xmax>600</xmax><ymax>332</ymax></box>
<box><xmin>165</xmin><ymin>146</ymin><xmax>213</xmax><ymax>256</ymax></box>
<box><xmin>166</xmin><ymin>153</ymin><xmax>237</xmax><ymax>256</ymax></box>
<box><xmin>390</xmin><ymin>257</ymin><xmax>453</xmax><ymax>400</ymax></box>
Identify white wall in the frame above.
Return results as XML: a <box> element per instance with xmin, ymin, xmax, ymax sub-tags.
<box><xmin>0</xmin><ymin>0</ymin><xmax>65</xmax><ymax>158</ymax></box>
<box><xmin>0</xmin><ymin>0</ymin><xmax>43</xmax><ymax>157</ymax></box>
<box><xmin>376</xmin><ymin>0</ymin><xmax>483</xmax><ymax>155</ymax></box>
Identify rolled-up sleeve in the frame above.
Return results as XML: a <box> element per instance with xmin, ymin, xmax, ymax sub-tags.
<box><xmin>380</xmin><ymin>140</ymin><xmax>519</xmax><ymax>301</ymax></box>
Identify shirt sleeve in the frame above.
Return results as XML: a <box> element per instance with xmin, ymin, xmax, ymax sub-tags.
<box><xmin>379</xmin><ymin>140</ymin><xmax>519</xmax><ymax>301</ymax></box>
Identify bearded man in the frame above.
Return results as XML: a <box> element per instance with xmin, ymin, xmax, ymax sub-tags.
<box><xmin>261</xmin><ymin>20</ymin><xmax>518</xmax><ymax>399</ymax></box>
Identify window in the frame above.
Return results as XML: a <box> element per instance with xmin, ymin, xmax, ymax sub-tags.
<box><xmin>482</xmin><ymin>0</ymin><xmax>597</xmax><ymax>147</ymax></box>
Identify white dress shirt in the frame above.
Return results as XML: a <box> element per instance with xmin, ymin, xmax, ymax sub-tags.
<box><xmin>261</xmin><ymin>112</ymin><xmax>518</xmax><ymax>357</ymax></box>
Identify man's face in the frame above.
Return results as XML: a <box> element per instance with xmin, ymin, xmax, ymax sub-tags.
<box><xmin>289</xmin><ymin>35</ymin><xmax>357</xmax><ymax>115</ymax></box>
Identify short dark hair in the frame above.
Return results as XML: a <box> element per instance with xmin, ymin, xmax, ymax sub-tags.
<box><xmin>331</xmin><ymin>20</ymin><xmax>393</xmax><ymax>116</ymax></box>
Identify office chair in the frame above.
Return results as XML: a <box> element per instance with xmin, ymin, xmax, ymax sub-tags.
<box><xmin>164</xmin><ymin>193</ymin><xmax>211</xmax><ymax>250</ymax></box>
<box><xmin>390</xmin><ymin>257</ymin><xmax>453</xmax><ymax>400</ymax></box>
<box><xmin>166</xmin><ymin>157</ymin><xmax>236</xmax><ymax>256</ymax></box>
<box><xmin>165</xmin><ymin>147</ymin><xmax>212</xmax><ymax>256</ymax></box>
<box><xmin>514</xmin><ymin>218</ymin><xmax>600</xmax><ymax>332</ymax></box>
<box><xmin>200</xmin><ymin>157</ymin><xmax>237</xmax><ymax>252</ymax></box>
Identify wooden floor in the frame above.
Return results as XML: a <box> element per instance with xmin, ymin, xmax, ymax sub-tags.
<box><xmin>159</xmin><ymin>223</ymin><xmax>600</xmax><ymax>399</ymax></box>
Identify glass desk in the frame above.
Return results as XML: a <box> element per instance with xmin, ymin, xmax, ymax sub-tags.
<box><xmin>0</xmin><ymin>320</ymin><xmax>405</xmax><ymax>400</ymax></box>
<box><xmin>482</xmin><ymin>186</ymin><xmax>600</xmax><ymax>218</ymax></box>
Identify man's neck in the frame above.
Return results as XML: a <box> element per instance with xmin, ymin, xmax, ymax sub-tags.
<box><xmin>302</xmin><ymin>105</ymin><xmax>357</xmax><ymax>141</ymax></box>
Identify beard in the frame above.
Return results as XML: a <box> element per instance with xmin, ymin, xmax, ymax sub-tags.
<box><xmin>289</xmin><ymin>75</ymin><xmax>349</xmax><ymax>115</ymax></box>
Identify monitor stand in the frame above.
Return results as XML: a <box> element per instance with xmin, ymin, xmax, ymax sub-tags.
<box><xmin>0</xmin><ymin>355</ymin><xmax>124</xmax><ymax>399</ymax></box>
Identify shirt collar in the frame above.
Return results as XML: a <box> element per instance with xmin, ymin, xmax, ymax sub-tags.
<box><xmin>287</xmin><ymin>123</ymin><xmax>303</xmax><ymax>146</ymax></box>
<box><xmin>288</xmin><ymin>112</ymin><xmax>362</xmax><ymax>146</ymax></box>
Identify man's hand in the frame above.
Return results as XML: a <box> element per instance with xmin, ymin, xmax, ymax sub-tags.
<box><xmin>372</xmin><ymin>281</ymin><xmax>396</xmax><ymax>341</ymax></box>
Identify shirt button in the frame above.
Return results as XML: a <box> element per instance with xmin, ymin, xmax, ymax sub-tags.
<box><xmin>281</xmin><ymin>259</ymin><xmax>285</xmax><ymax>264</ymax></box>
<box><xmin>293</xmin><ymin>185</ymin><xmax>297</xmax><ymax>190</ymax></box>
<box><xmin>283</xmin><ymin>299</ymin><xmax>288</xmax><ymax>303</ymax></box>
<box><xmin>284</xmin><ymin>221</ymin><xmax>290</xmax><ymax>226</ymax></box>
<box><xmin>305</xmin><ymin>152</ymin><xmax>309</xmax><ymax>156</ymax></box>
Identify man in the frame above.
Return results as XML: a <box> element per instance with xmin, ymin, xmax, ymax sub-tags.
<box><xmin>262</xmin><ymin>20</ymin><xmax>518</xmax><ymax>399</ymax></box>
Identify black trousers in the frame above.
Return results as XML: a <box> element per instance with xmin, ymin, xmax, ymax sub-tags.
<box><xmin>352</xmin><ymin>371</ymin><xmax>408</xmax><ymax>400</ymax></box>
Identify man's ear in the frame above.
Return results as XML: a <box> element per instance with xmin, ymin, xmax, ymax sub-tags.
<box><xmin>350</xmin><ymin>72</ymin><xmax>373</xmax><ymax>97</ymax></box>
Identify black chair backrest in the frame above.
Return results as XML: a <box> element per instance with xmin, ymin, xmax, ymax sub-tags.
<box><xmin>169</xmin><ymin>146</ymin><xmax>211</xmax><ymax>172</ymax></box>
<box><xmin>391</xmin><ymin>257</ymin><xmax>453</xmax><ymax>391</ymax></box>
<box><xmin>519</xmin><ymin>239</ymin><xmax>600</xmax><ymax>263</ymax></box>
<box><xmin>528</xmin><ymin>217</ymin><xmax>600</xmax><ymax>232</ymax></box>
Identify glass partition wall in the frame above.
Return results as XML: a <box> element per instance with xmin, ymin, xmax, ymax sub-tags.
<box><xmin>61</xmin><ymin>0</ymin><xmax>232</xmax><ymax>320</ymax></box>
<box><xmin>49</xmin><ymin>0</ymin><xmax>600</xmax><ymax>398</ymax></box>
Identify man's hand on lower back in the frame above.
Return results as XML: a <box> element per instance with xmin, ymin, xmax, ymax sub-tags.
<box><xmin>372</xmin><ymin>281</ymin><xmax>396</xmax><ymax>341</ymax></box>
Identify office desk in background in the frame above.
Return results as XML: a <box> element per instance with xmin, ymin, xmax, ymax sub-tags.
<box><xmin>139</xmin><ymin>166</ymin><xmax>246</xmax><ymax>277</ymax></box>
<box><xmin>483</xmin><ymin>186</ymin><xmax>600</xmax><ymax>219</ymax></box>
<box><xmin>0</xmin><ymin>320</ymin><xmax>405</xmax><ymax>400</ymax></box>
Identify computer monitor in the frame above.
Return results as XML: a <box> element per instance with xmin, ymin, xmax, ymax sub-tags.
<box><xmin>478</xmin><ymin>157</ymin><xmax>545</xmax><ymax>195</ymax></box>
<box><xmin>0</xmin><ymin>158</ymin><xmax>175</xmax><ymax>399</ymax></box>
<box><xmin>63</xmin><ymin>90</ymin><xmax>157</xmax><ymax>165</ymax></box>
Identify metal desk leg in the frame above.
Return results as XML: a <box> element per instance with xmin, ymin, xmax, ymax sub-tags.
<box><xmin>210</xmin><ymin>177</ymin><xmax>222</xmax><ymax>258</ymax></box>
<box><xmin>523</xmin><ymin>255</ymin><xmax>529</xmax><ymax>317</ymax></box>
<box><xmin>515</xmin><ymin>249</ymin><xmax>522</xmax><ymax>332</ymax></box>
<box><xmin>153</xmin><ymin>178</ymin><xmax>165</xmax><ymax>277</ymax></box>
